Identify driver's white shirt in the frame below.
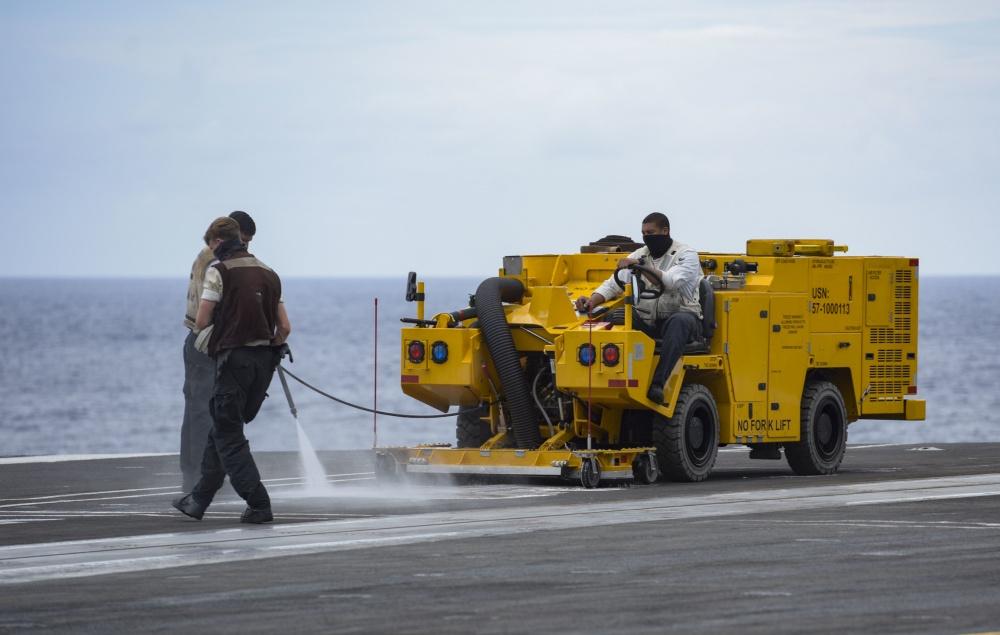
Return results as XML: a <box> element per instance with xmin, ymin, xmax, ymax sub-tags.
<box><xmin>593</xmin><ymin>243</ymin><xmax>701</xmax><ymax>305</ymax></box>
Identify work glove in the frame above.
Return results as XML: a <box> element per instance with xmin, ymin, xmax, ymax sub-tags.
<box><xmin>275</xmin><ymin>343</ymin><xmax>293</xmax><ymax>364</ymax></box>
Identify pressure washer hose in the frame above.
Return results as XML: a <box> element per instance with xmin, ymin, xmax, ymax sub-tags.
<box><xmin>277</xmin><ymin>365</ymin><xmax>483</xmax><ymax>419</ymax></box>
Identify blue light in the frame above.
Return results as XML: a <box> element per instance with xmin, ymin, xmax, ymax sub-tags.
<box><xmin>578</xmin><ymin>344</ymin><xmax>596</xmax><ymax>366</ymax></box>
<box><xmin>431</xmin><ymin>341</ymin><xmax>448</xmax><ymax>364</ymax></box>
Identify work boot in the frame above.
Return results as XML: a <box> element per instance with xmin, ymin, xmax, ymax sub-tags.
<box><xmin>647</xmin><ymin>384</ymin><xmax>665</xmax><ymax>405</ymax></box>
<box><xmin>240</xmin><ymin>505</ymin><xmax>274</xmax><ymax>524</ymax></box>
<box><xmin>172</xmin><ymin>494</ymin><xmax>207</xmax><ymax>520</ymax></box>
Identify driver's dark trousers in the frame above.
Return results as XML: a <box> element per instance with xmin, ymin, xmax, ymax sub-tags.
<box><xmin>634</xmin><ymin>310</ymin><xmax>701</xmax><ymax>388</ymax></box>
<box><xmin>191</xmin><ymin>346</ymin><xmax>278</xmax><ymax>510</ymax></box>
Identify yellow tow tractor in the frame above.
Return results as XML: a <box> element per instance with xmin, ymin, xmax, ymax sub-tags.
<box><xmin>377</xmin><ymin>237</ymin><xmax>925</xmax><ymax>487</ymax></box>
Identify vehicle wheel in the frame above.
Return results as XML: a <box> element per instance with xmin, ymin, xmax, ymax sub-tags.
<box><xmin>652</xmin><ymin>383</ymin><xmax>720</xmax><ymax>482</ymax></box>
<box><xmin>785</xmin><ymin>381</ymin><xmax>848</xmax><ymax>475</ymax></box>
<box><xmin>374</xmin><ymin>452</ymin><xmax>399</xmax><ymax>482</ymax></box>
<box><xmin>580</xmin><ymin>457</ymin><xmax>601</xmax><ymax>488</ymax></box>
<box><xmin>632</xmin><ymin>453</ymin><xmax>659</xmax><ymax>485</ymax></box>
<box><xmin>456</xmin><ymin>404</ymin><xmax>492</xmax><ymax>448</ymax></box>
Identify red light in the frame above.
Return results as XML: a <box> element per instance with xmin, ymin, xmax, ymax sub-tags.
<box><xmin>909</xmin><ymin>259</ymin><xmax>919</xmax><ymax>267</ymax></box>
<box><xmin>602</xmin><ymin>344</ymin><xmax>620</xmax><ymax>367</ymax></box>
<box><xmin>407</xmin><ymin>341</ymin><xmax>425</xmax><ymax>364</ymax></box>
<box><xmin>908</xmin><ymin>386</ymin><xmax>917</xmax><ymax>395</ymax></box>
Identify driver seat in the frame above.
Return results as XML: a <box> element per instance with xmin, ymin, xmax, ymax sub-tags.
<box><xmin>682</xmin><ymin>277</ymin><xmax>716</xmax><ymax>354</ymax></box>
<box><xmin>608</xmin><ymin>277</ymin><xmax>716</xmax><ymax>354</ymax></box>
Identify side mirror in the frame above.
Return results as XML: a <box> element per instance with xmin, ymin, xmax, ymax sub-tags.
<box><xmin>405</xmin><ymin>271</ymin><xmax>418</xmax><ymax>302</ymax></box>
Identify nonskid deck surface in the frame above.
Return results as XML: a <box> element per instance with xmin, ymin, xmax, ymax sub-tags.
<box><xmin>1</xmin><ymin>444</ymin><xmax>999</xmax><ymax>633</ymax></box>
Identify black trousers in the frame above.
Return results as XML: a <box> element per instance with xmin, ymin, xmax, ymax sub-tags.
<box><xmin>634</xmin><ymin>309</ymin><xmax>701</xmax><ymax>387</ymax></box>
<box><xmin>192</xmin><ymin>346</ymin><xmax>278</xmax><ymax>509</ymax></box>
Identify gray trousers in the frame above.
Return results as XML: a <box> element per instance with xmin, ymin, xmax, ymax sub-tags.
<box><xmin>181</xmin><ymin>330</ymin><xmax>215</xmax><ymax>490</ymax></box>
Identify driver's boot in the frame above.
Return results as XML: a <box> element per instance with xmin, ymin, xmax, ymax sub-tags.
<box><xmin>647</xmin><ymin>359</ymin><xmax>670</xmax><ymax>405</ymax></box>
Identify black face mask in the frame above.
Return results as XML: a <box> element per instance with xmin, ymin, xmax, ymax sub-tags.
<box><xmin>643</xmin><ymin>233</ymin><xmax>673</xmax><ymax>258</ymax></box>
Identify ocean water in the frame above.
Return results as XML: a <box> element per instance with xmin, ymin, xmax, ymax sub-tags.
<box><xmin>1</xmin><ymin>276</ymin><xmax>998</xmax><ymax>456</ymax></box>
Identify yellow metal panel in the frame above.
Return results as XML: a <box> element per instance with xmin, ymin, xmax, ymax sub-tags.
<box><xmin>809</xmin><ymin>258</ymin><xmax>863</xmax><ymax>333</ymax></box>
<box><xmin>730</xmin><ymin>401</ymin><xmax>766</xmax><ymax>443</ymax></box>
<box><xmin>810</xmin><ymin>333</ymin><xmax>863</xmax><ymax>419</ymax></box>
<box><xmin>861</xmin><ymin>258</ymin><xmax>917</xmax><ymax>415</ymax></box>
<box><xmin>766</xmin><ymin>295</ymin><xmax>809</xmax><ymax>441</ymax></box>
<box><xmin>905</xmin><ymin>398</ymin><xmax>926</xmax><ymax>420</ymax></box>
<box><xmin>509</xmin><ymin>286</ymin><xmax>578</xmax><ymax>329</ymax></box>
<box><xmin>400</xmin><ymin>327</ymin><xmax>489</xmax><ymax>408</ymax></box>
<box><xmin>862</xmin><ymin>400</ymin><xmax>905</xmax><ymax>416</ymax></box>
<box><xmin>811</xmin><ymin>333</ymin><xmax>862</xmax><ymax>370</ymax></box>
<box><xmin>722</xmin><ymin>294</ymin><xmax>769</xmax><ymax>403</ymax></box>
<box><xmin>864</xmin><ymin>262</ymin><xmax>894</xmax><ymax>327</ymax></box>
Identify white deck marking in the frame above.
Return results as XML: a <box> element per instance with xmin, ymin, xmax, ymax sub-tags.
<box><xmin>0</xmin><ymin>475</ymin><xmax>376</xmax><ymax>508</ymax></box>
<box><xmin>0</xmin><ymin>454</ymin><xmax>172</xmax><ymax>465</ymax></box>
<box><xmin>2</xmin><ymin>473</ymin><xmax>1000</xmax><ymax>585</ymax></box>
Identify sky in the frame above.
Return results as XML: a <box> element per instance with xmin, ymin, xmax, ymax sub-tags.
<box><xmin>1</xmin><ymin>1</ymin><xmax>998</xmax><ymax>278</ymax></box>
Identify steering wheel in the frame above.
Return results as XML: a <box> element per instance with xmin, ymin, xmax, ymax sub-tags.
<box><xmin>614</xmin><ymin>265</ymin><xmax>662</xmax><ymax>300</ymax></box>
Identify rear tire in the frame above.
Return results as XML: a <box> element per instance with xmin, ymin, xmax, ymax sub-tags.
<box><xmin>652</xmin><ymin>384</ymin><xmax>719</xmax><ymax>482</ymax></box>
<box><xmin>456</xmin><ymin>404</ymin><xmax>492</xmax><ymax>448</ymax></box>
<box><xmin>785</xmin><ymin>381</ymin><xmax>848</xmax><ymax>475</ymax></box>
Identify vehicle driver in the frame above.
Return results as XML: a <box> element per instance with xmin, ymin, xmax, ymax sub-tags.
<box><xmin>574</xmin><ymin>212</ymin><xmax>703</xmax><ymax>404</ymax></box>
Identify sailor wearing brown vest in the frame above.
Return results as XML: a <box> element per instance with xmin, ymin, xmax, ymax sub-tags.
<box><xmin>173</xmin><ymin>216</ymin><xmax>291</xmax><ymax>524</ymax></box>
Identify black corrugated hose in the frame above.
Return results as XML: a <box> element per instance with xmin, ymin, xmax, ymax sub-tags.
<box><xmin>474</xmin><ymin>277</ymin><xmax>542</xmax><ymax>449</ymax></box>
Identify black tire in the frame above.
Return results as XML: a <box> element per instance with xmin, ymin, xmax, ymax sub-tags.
<box><xmin>652</xmin><ymin>384</ymin><xmax>720</xmax><ymax>482</ymax></box>
<box><xmin>632</xmin><ymin>453</ymin><xmax>659</xmax><ymax>485</ymax></box>
<box><xmin>580</xmin><ymin>457</ymin><xmax>601</xmax><ymax>488</ymax></box>
<box><xmin>456</xmin><ymin>404</ymin><xmax>492</xmax><ymax>448</ymax></box>
<box><xmin>785</xmin><ymin>381</ymin><xmax>848</xmax><ymax>475</ymax></box>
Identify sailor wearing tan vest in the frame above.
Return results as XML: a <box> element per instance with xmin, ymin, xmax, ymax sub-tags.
<box><xmin>179</xmin><ymin>212</ymin><xmax>258</xmax><ymax>491</ymax></box>
<box><xmin>173</xmin><ymin>216</ymin><xmax>291</xmax><ymax>524</ymax></box>
<box><xmin>575</xmin><ymin>212</ymin><xmax>702</xmax><ymax>405</ymax></box>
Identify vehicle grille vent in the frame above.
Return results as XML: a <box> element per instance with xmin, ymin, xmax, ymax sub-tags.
<box><xmin>895</xmin><ymin>286</ymin><xmax>911</xmax><ymax>299</ymax></box>
<box><xmin>868</xmin><ymin>364</ymin><xmax>910</xmax><ymax>396</ymax></box>
<box><xmin>877</xmin><ymin>350</ymin><xmax>902</xmax><ymax>363</ymax></box>
<box><xmin>894</xmin><ymin>270</ymin><xmax>912</xmax><ymax>284</ymax></box>
<box><xmin>869</xmin><ymin>364</ymin><xmax>910</xmax><ymax>380</ymax></box>
<box><xmin>895</xmin><ymin>301</ymin><xmax>911</xmax><ymax>315</ymax></box>
<box><xmin>870</xmin><ymin>381</ymin><xmax>907</xmax><ymax>396</ymax></box>
<box><xmin>870</xmin><ymin>328</ymin><xmax>911</xmax><ymax>344</ymax></box>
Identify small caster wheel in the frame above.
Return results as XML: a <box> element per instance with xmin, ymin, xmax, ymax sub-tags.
<box><xmin>374</xmin><ymin>452</ymin><xmax>399</xmax><ymax>483</ymax></box>
<box><xmin>580</xmin><ymin>457</ymin><xmax>601</xmax><ymax>489</ymax></box>
<box><xmin>632</xmin><ymin>453</ymin><xmax>659</xmax><ymax>485</ymax></box>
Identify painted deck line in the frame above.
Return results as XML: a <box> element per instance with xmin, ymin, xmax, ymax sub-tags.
<box><xmin>0</xmin><ymin>472</ymin><xmax>375</xmax><ymax>504</ymax></box>
<box><xmin>0</xmin><ymin>454</ymin><xmax>173</xmax><ymax>465</ymax></box>
<box><xmin>2</xmin><ymin>472</ymin><xmax>999</xmax><ymax>585</ymax></box>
